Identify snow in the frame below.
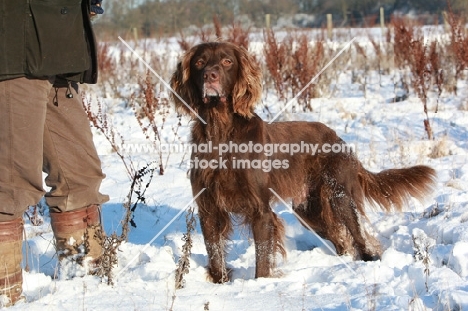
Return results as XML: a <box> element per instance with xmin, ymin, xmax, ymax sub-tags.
<box><xmin>8</xmin><ymin>31</ymin><xmax>468</xmax><ymax>310</ymax></box>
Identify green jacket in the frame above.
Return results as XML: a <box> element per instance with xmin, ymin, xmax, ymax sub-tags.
<box><xmin>0</xmin><ymin>0</ymin><xmax>98</xmax><ymax>83</ymax></box>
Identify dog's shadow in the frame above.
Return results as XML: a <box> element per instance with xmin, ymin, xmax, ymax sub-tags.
<box><xmin>279</xmin><ymin>210</ymin><xmax>326</xmax><ymax>252</ymax></box>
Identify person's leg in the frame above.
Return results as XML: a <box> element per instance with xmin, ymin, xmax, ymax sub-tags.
<box><xmin>0</xmin><ymin>77</ymin><xmax>51</xmax><ymax>220</ymax></box>
<box><xmin>0</xmin><ymin>218</ymin><xmax>23</xmax><ymax>307</ymax></box>
<box><xmin>43</xmin><ymin>81</ymin><xmax>108</xmax><ymax>212</ymax></box>
<box><xmin>0</xmin><ymin>77</ymin><xmax>51</xmax><ymax>306</ymax></box>
<box><xmin>43</xmin><ymin>80</ymin><xmax>108</xmax><ymax>275</ymax></box>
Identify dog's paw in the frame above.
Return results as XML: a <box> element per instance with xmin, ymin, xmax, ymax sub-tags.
<box><xmin>206</xmin><ymin>267</ymin><xmax>232</xmax><ymax>284</ymax></box>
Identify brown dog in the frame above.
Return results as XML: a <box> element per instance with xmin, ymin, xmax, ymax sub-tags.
<box><xmin>170</xmin><ymin>41</ymin><xmax>436</xmax><ymax>283</ymax></box>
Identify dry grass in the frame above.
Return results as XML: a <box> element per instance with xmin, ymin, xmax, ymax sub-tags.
<box><xmin>167</xmin><ymin>13</ymin><xmax>467</xmax><ymax>123</ymax></box>
<box><xmin>82</xmin><ymin>95</ymin><xmax>136</xmax><ymax>178</ymax></box>
<box><xmin>390</xmin><ymin>16</ymin><xmax>450</xmax><ymax>140</ymax></box>
<box><xmin>174</xmin><ymin>207</ymin><xmax>196</xmax><ymax>290</ymax></box>
<box><xmin>82</xmin><ymin>94</ymin><xmax>159</xmax><ymax>285</ymax></box>
<box><xmin>263</xmin><ymin>28</ymin><xmax>288</xmax><ymax>101</ymax></box>
<box><xmin>95</xmin><ymin>163</ymin><xmax>157</xmax><ymax>285</ymax></box>
<box><xmin>290</xmin><ymin>33</ymin><xmax>324</xmax><ymax>110</ymax></box>
<box><xmin>178</xmin><ymin>17</ymin><xmax>251</xmax><ymax>51</ymax></box>
<box><xmin>263</xmin><ymin>29</ymin><xmax>325</xmax><ymax>111</ymax></box>
<box><xmin>131</xmin><ymin>71</ymin><xmax>171</xmax><ymax>175</ymax></box>
<box><xmin>446</xmin><ymin>11</ymin><xmax>468</xmax><ymax>84</ymax></box>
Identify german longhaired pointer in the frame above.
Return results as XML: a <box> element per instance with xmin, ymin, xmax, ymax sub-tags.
<box><xmin>170</xmin><ymin>41</ymin><xmax>436</xmax><ymax>283</ymax></box>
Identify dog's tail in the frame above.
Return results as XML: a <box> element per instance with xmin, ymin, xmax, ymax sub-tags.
<box><xmin>358</xmin><ymin>165</ymin><xmax>437</xmax><ymax>212</ymax></box>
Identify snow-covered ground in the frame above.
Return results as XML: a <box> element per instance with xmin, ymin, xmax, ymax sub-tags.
<box><xmin>9</xmin><ymin>31</ymin><xmax>468</xmax><ymax>310</ymax></box>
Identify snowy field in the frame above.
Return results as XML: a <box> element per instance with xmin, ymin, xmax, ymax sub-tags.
<box><xmin>9</xmin><ymin>30</ymin><xmax>468</xmax><ymax>310</ymax></box>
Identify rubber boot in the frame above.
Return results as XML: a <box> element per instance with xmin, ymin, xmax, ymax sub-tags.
<box><xmin>50</xmin><ymin>205</ymin><xmax>104</xmax><ymax>276</ymax></box>
<box><xmin>0</xmin><ymin>218</ymin><xmax>23</xmax><ymax>307</ymax></box>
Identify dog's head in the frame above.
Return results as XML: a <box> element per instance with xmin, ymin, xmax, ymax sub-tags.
<box><xmin>170</xmin><ymin>42</ymin><xmax>262</xmax><ymax>119</ymax></box>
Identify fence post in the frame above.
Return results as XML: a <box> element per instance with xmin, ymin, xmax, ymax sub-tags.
<box><xmin>265</xmin><ymin>14</ymin><xmax>271</xmax><ymax>28</ymax></box>
<box><xmin>442</xmin><ymin>11</ymin><xmax>450</xmax><ymax>32</ymax></box>
<box><xmin>132</xmin><ymin>27</ymin><xmax>138</xmax><ymax>42</ymax></box>
<box><xmin>380</xmin><ymin>7</ymin><xmax>385</xmax><ymax>29</ymax></box>
<box><xmin>327</xmin><ymin>14</ymin><xmax>333</xmax><ymax>38</ymax></box>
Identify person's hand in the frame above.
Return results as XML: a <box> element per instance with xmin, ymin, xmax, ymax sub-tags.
<box><xmin>90</xmin><ymin>0</ymin><xmax>104</xmax><ymax>16</ymax></box>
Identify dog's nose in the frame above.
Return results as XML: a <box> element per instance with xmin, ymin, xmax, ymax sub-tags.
<box><xmin>204</xmin><ymin>68</ymin><xmax>219</xmax><ymax>82</ymax></box>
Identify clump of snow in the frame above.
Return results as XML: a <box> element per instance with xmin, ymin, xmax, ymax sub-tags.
<box><xmin>451</xmin><ymin>242</ymin><xmax>468</xmax><ymax>277</ymax></box>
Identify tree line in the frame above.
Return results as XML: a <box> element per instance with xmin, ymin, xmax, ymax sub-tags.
<box><xmin>95</xmin><ymin>0</ymin><xmax>468</xmax><ymax>37</ymax></box>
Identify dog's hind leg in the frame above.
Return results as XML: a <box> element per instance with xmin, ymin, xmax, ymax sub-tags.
<box><xmin>252</xmin><ymin>209</ymin><xmax>286</xmax><ymax>278</ymax></box>
<box><xmin>293</xmin><ymin>185</ymin><xmax>355</xmax><ymax>256</ymax></box>
<box><xmin>329</xmin><ymin>186</ymin><xmax>381</xmax><ymax>261</ymax></box>
<box><xmin>199</xmin><ymin>210</ymin><xmax>232</xmax><ymax>283</ymax></box>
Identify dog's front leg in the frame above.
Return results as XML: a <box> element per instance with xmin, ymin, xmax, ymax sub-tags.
<box><xmin>252</xmin><ymin>210</ymin><xmax>285</xmax><ymax>278</ymax></box>
<box><xmin>199</xmin><ymin>211</ymin><xmax>231</xmax><ymax>283</ymax></box>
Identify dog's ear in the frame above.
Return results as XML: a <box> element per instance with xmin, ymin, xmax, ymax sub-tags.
<box><xmin>170</xmin><ymin>48</ymin><xmax>198</xmax><ymax>116</ymax></box>
<box><xmin>231</xmin><ymin>45</ymin><xmax>262</xmax><ymax>119</ymax></box>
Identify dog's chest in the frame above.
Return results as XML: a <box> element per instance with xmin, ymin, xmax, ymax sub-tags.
<box><xmin>190</xmin><ymin>150</ymin><xmax>268</xmax><ymax>212</ymax></box>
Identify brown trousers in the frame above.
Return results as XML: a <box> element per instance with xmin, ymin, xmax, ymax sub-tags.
<box><xmin>0</xmin><ymin>77</ymin><xmax>109</xmax><ymax>221</ymax></box>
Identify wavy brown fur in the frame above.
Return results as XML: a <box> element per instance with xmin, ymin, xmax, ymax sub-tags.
<box><xmin>359</xmin><ymin>165</ymin><xmax>437</xmax><ymax>212</ymax></box>
<box><xmin>170</xmin><ymin>41</ymin><xmax>437</xmax><ymax>282</ymax></box>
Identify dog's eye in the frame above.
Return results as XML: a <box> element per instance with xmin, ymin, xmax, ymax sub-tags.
<box><xmin>221</xmin><ymin>58</ymin><xmax>233</xmax><ymax>66</ymax></box>
<box><xmin>194</xmin><ymin>59</ymin><xmax>205</xmax><ymax>68</ymax></box>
